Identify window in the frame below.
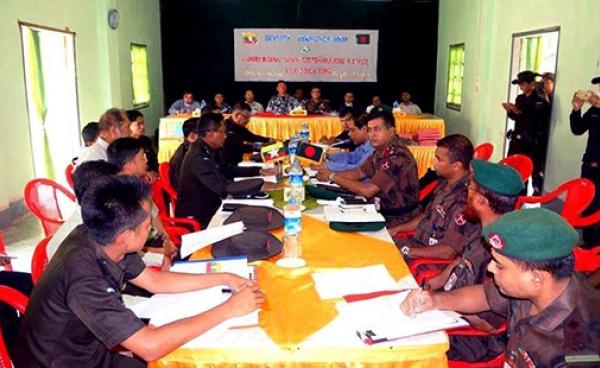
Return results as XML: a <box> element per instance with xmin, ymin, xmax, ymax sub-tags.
<box><xmin>131</xmin><ymin>43</ymin><xmax>150</xmax><ymax>107</ymax></box>
<box><xmin>446</xmin><ymin>43</ymin><xmax>465</xmax><ymax>110</ymax></box>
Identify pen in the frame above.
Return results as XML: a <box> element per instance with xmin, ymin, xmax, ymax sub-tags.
<box><xmin>221</xmin><ymin>288</ymin><xmax>234</xmax><ymax>294</ymax></box>
<box><xmin>411</xmin><ymin>279</ymin><xmax>425</xmax><ymax>319</ymax></box>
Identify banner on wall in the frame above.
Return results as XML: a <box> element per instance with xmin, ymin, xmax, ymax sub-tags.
<box><xmin>233</xmin><ymin>28</ymin><xmax>379</xmax><ymax>82</ymax></box>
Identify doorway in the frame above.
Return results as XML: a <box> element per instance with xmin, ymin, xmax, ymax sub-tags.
<box><xmin>504</xmin><ymin>27</ymin><xmax>560</xmax><ymax>194</ymax></box>
<box><xmin>19</xmin><ymin>22</ymin><xmax>80</xmax><ymax>186</ymax></box>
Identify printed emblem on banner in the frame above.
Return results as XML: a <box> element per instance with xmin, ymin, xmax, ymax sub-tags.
<box><xmin>356</xmin><ymin>34</ymin><xmax>370</xmax><ymax>45</ymax></box>
<box><xmin>242</xmin><ymin>32</ymin><xmax>258</xmax><ymax>45</ymax></box>
<box><xmin>454</xmin><ymin>213</ymin><xmax>466</xmax><ymax>226</ymax></box>
<box><xmin>487</xmin><ymin>232</ymin><xmax>505</xmax><ymax>250</ymax></box>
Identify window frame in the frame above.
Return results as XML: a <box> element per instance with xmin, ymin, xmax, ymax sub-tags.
<box><xmin>131</xmin><ymin>43</ymin><xmax>151</xmax><ymax>108</ymax></box>
<box><xmin>446</xmin><ymin>43</ymin><xmax>465</xmax><ymax>111</ymax></box>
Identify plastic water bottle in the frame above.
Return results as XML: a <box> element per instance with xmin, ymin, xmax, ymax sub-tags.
<box><xmin>288</xmin><ymin>133</ymin><xmax>299</xmax><ymax>157</ymax></box>
<box><xmin>299</xmin><ymin>122</ymin><xmax>310</xmax><ymax>142</ymax></box>
<box><xmin>283</xmin><ymin>198</ymin><xmax>302</xmax><ymax>258</ymax></box>
<box><xmin>289</xmin><ymin>159</ymin><xmax>305</xmax><ymax>202</ymax></box>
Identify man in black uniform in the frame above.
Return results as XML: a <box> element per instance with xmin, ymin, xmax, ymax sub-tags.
<box><xmin>222</xmin><ymin>102</ymin><xmax>272</xmax><ymax>166</ymax></box>
<box><xmin>570</xmin><ymin>76</ymin><xmax>600</xmax><ymax>247</ymax></box>
<box><xmin>502</xmin><ymin>70</ymin><xmax>551</xmax><ymax>194</ymax></box>
<box><xmin>176</xmin><ymin>113</ymin><xmax>276</xmax><ymax>228</ymax></box>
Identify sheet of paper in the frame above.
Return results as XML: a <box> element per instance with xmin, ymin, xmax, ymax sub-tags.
<box><xmin>221</xmin><ymin>198</ymin><xmax>274</xmax><ymax>208</ymax></box>
<box><xmin>323</xmin><ymin>204</ymin><xmax>385</xmax><ymax>223</ymax></box>
<box><xmin>180</xmin><ymin>222</ymin><xmax>245</xmax><ymax>258</ymax></box>
<box><xmin>336</xmin><ymin>291</ymin><xmax>468</xmax><ymax>341</ymax></box>
<box><xmin>238</xmin><ymin>161</ymin><xmax>266</xmax><ymax>168</ymax></box>
<box><xmin>308</xmin><ymin>178</ymin><xmax>341</xmax><ymax>188</ymax></box>
<box><xmin>132</xmin><ymin>287</ymin><xmax>259</xmax><ymax>328</ymax></box>
<box><xmin>141</xmin><ymin>252</ymin><xmax>164</xmax><ymax>267</ymax></box>
<box><xmin>311</xmin><ymin>264</ymin><xmax>399</xmax><ymax>299</ymax></box>
<box><xmin>234</xmin><ymin>175</ymin><xmax>277</xmax><ymax>184</ymax></box>
<box><xmin>171</xmin><ymin>256</ymin><xmax>252</xmax><ymax>279</ymax></box>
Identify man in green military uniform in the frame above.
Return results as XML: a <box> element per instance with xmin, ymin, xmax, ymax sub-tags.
<box><xmin>425</xmin><ymin>160</ymin><xmax>523</xmax><ymax>362</ymax></box>
<box><xmin>316</xmin><ymin>111</ymin><xmax>421</xmax><ymax>228</ymax></box>
<box><xmin>402</xmin><ymin>208</ymin><xmax>600</xmax><ymax>367</ymax></box>
<box><xmin>389</xmin><ymin>134</ymin><xmax>476</xmax><ymax>261</ymax></box>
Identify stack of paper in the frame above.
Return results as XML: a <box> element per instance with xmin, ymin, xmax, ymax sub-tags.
<box><xmin>234</xmin><ymin>176</ymin><xmax>277</xmax><ymax>184</ymax></box>
<box><xmin>323</xmin><ymin>204</ymin><xmax>385</xmax><ymax>223</ymax></box>
<box><xmin>238</xmin><ymin>161</ymin><xmax>266</xmax><ymax>168</ymax></box>
<box><xmin>336</xmin><ymin>292</ymin><xmax>469</xmax><ymax>344</ymax></box>
<box><xmin>414</xmin><ymin>128</ymin><xmax>441</xmax><ymax>146</ymax></box>
<box><xmin>180</xmin><ymin>221</ymin><xmax>245</xmax><ymax>258</ymax></box>
<box><xmin>221</xmin><ymin>198</ymin><xmax>274</xmax><ymax>208</ymax></box>
<box><xmin>336</xmin><ymin>291</ymin><xmax>468</xmax><ymax>343</ymax></box>
<box><xmin>130</xmin><ymin>287</ymin><xmax>259</xmax><ymax>347</ymax></box>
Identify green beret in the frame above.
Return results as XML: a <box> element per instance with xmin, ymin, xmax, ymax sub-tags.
<box><xmin>482</xmin><ymin>208</ymin><xmax>579</xmax><ymax>261</ymax></box>
<box><xmin>329</xmin><ymin>221</ymin><xmax>386</xmax><ymax>232</ymax></box>
<box><xmin>472</xmin><ymin>159</ymin><xmax>523</xmax><ymax>196</ymax></box>
<box><xmin>306</xmin><ymin>184</ymin><xmax>339</xmax><ymax>200</ymax></box>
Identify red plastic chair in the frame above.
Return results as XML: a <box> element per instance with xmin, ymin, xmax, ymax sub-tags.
<box><xmin>31</xmin><ymin>235</ymin><xmax>52</xmax><ymax>285</ymax></box>
<box><xmin>0</xmin><ymin>232</ymin><xmax>12</xmax><ymax>272</ymax></box>
<box><xmin>24</xmin><ymin>178</ymin><xmax>77</xmax><ymax>237</ymax></box>
<box><xmin>473</xmin><ymin>143</ymin><xmax>494</xmax><ymax>161</ymax></box>
<box><xmin>573</xmin><ymin>246</ymin><xmax>600</xmax><ymax>273</ymax></box>
<box><xmin>515</xmin><ymin>178</ymin><xmax>595</xmax><ymax>226</ymax></box>
<box><xmin>498</xmin><ymin>154</ymin><xmax>533</xmax><ymax>181</ymax></box>
<box><xmin>151</xmin><ymin>180</ymin><xmax>200</xmax><ymax>246</ymax></box>
<box><xmin>0</xmin><ymin>285</ymin><xmax>28</xmax><ymax>368</ymax></box>
<box><xmin>158</xmin><ymin>162</ymin><xmax>178</xmax><ymax>215</ymax></box>
<box><xmin>65</xmin><ymin>163</ymin><xmax>75</xmax><ymax>189</ymax></box>
<box><xmin>393</xmin><ymin>180</ymin><xmax>439</xmax><ymax>241</ymax></box>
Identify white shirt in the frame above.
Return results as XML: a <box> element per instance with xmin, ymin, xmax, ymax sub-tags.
<box><xmin>47</xmin><ymin>207</ymin><xmax>82</xmax><ymax>260</ymax></box>
<box><xmin>394</xmin><ymin>101</ymin><xmax>422</xmax><ymax>115</ymax></box>
<box><xmin>75</xmin><ymin>137</ymin><xmax>109</xmax><ymax>166</ymax></box>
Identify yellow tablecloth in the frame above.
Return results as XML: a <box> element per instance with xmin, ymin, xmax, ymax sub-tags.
<box><xmin>149</xmin><ymin>216</ymin><xmax>448</xmax><ymax>368</ymax></box>
<box><xmin>394</xmin><ymin>113</ymin><xmax>445</xmax><ymax>137</ymax></box>
<box><xmin>158</xmin><ymin>114</ymin><xmax>444</xmax><ymax>166</ymax></box>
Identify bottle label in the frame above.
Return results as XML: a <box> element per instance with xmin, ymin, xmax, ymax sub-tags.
<box><xmin>284</xmin><ymin>213</ymin><xmax>301</xmax><ymax>235</ymax></box>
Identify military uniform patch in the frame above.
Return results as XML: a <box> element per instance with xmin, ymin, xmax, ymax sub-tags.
<box><xmin>454</xmin><ymin>213</ymin><xmax>466</xmax><ymax>226</ymax></box>
<box><xmin>487</xmin><ymin>232</ymin><xmax>505</xmax><ymax>249</ymax></box>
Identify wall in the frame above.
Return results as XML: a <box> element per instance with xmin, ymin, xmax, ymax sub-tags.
<box><xmin>0</xmin><ymin>0</ymin><xmax>163</xmax><ymax>223</ymax></box>
<box><xmin>160</xmin><ymin>0</ymin><xmax>439</xmax><ymax>114</ymax></box>
<box><xmin>435</xmin><ymin>0</ymin><xmax>600</xmax><ymax>192</ymax></box>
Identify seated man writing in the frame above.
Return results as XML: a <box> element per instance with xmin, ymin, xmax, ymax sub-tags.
<box><xmin>13</xmin><ymin>175</ymin><xmax>263</xmax><ymax>367</ymax></box>
<box><xmin>316</xmin><ymin>111</ymin><xmax>421</xmax><ymax>228</ymax></box>
<box><xmin>390</xmin><ymin>134</ymin><xmax>476</xmax><ymax>260</ymax></box>
<box><xmin>401</xmin><ymin>208</ymin><xmax>600</xmax><ymax>367</ymax></box>
<box><xmin>426</xmin><ymin>160</ymin><xmax>523</xmax><ymax>362</ymax></box>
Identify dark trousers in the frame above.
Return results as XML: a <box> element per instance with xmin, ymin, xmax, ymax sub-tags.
<box><xmin>448</xmin><ymin>334</ymin><xmax>506</xmax><ymax>362</ymax></box>
<box><xmin>0</xmin><ymin>271</ymin><xmax>33</xmax><ymax>350</ymax></box>
<box><xmin>508</xmin><ymin>136</ymin><xmax>545</xmax><ymax>195</ymax></box>
<box><xmin>581</xmin><ymin>162</ymin><xmax>600</xmax><ymax>248</ymax></box>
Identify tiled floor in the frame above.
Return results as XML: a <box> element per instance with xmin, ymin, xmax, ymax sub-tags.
<box><xmin>2</xmin><ymin>212</ymin><xmax>44</xmax><ymax>273</ymax></box>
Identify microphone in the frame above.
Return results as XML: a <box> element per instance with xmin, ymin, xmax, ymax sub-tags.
<box><xmin>330</xmin><ymin>139</ymin><xmax>351</xmax><ymax>147</ymax></box>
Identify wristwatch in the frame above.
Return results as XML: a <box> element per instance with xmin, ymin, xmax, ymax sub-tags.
<box><xmin>328</xmin><ymin>172</ymin><xmax>336</xmax><ymax>182</ymax></box>
<box><xmin>401</xmin><ymin>246</ymin><xmax>410</xmax><ymax>256</ymax></box>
